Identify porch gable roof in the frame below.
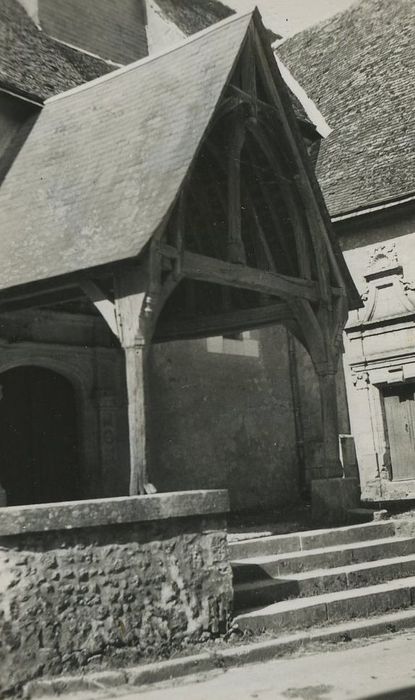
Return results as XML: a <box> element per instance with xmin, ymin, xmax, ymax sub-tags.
<box><xmin>0</xmin><ymin>9</ymin><xmax>359</xmax><ymax>310</ymax></box>
<box><xmin>0</xmin><ymin>12</ymin><xmax>254</xmax><ymax>292</ymax></box>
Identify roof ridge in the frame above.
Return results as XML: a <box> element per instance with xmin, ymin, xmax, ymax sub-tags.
<box><xmin>46</xmin><ymin>10</ymin><xmax>254</xmax><ymax>105</ymax></box>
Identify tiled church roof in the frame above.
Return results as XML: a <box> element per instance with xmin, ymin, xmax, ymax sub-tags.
<box><xmin>0</xmin><ymin>0</ymin><xmax>114</xmax><ymax>102</ymax></box>
<box><xmin>153</xmin><ymin>0</ymin><xmax>234</xmax><ymax>35</ymax></box>
<box><xmin>278</xmin><ymin>0</ymin><xmax>415</xmax><ymax>216</ymax></box>
<box><xmin>152</xmin><ymin>0</ymin><xmax>280</xmax><ymax>44</ymax></box>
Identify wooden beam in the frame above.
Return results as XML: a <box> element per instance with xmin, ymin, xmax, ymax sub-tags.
<box><xmin>244</xmin><ymin>139</ymin><xmax>297</xmax><ymax>275</ymax></box>
<box><xmin>230</xmin><ymin>85</ymin><xmax>279</xmax><ymax>123</ymax></box>
<box><xmin>80</xmin><ymin>280</ymin><xmax>119</xmax><ymax>337</ymax></box>
<box><xmin>252</xmin><ymin>29</ymin><xmax>346</xmax><ymax>293</ymax></box>
<box><xmin>240</xmin><ymin>29</ymin><xmax>257</xmax><ymax>110</ymax></box>
<box><xmin>208</xmin><ymin>95</ymin><xmax>244</xmax><ymax>130</ymax></box>
<box><xmin>245</xmin><ymin>192</ymin><xmax>275</xmax><ymax>271</ymax></box>
<box><xmin>227</xmin><ymin>114</ymin><xmax>247</xmax><ymax>264</ymax></box>
<box><xmin>246</xmin><ymin>126</ymin><xmax>311</xmax><ymax>280</ymax></box>
<box><xmin>154</xmin><ymin>302</ymin><xmax>293</xmax><ymax>342</ymax></box>
<box><xmin>173</xmin><ymin>248</ymin><xmax>321</xmax><ymax>302</ymax></box>
<box><xmin>0</xmin><ymin>289</ymin><xmax>86</xmax><ymax>312</ymax></box>
<box><xmin>288</xmin><ymin>298</ymin><xmax>327</xmax><ymax>371</ymax></box>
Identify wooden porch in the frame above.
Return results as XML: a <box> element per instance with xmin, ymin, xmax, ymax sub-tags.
<box><xmin>0</xmin><ymin>11</ymin><xmax>361</xmax><ymax>516</ymax></box>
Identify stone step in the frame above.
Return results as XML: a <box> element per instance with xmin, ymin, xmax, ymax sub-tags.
<box><xmin>229</xmin><ymin>521</ymin><xmax>396</xmax><ymax>559</ymax></box>
<box><xmin>233</xmin><ymin>553</ymin><xmax>415</xmax><ymax>612</ymax></box>
<box><xmin>235</xmin><ymin>575</ymin><xmax>415</xmax><ymax>634</ymax></box>
<box><xmin>232</xmin><ymin>536</ymin><xmax>415</xmax><ymax>582</ymax></box>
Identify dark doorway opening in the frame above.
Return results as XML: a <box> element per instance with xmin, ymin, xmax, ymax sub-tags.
<box><xmin>0</xmin><ymin>366</ymin><xmax>80</xmax><ymax>505</ymax></box>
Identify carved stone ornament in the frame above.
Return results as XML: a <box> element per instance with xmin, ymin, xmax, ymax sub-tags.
<box><xmin>352</xmin><ymin>371</ymin><xmax>370</xmax><ymax>390</ymax></box>
<box><xmin>366</xmin><ymin>243</ymin><xmax>400</xmax><ymax>278</ymax></box>
<box><xmin>359</xmin><ymin>243</ymin><xmax>415</xmax><ymax>323</ymax></box>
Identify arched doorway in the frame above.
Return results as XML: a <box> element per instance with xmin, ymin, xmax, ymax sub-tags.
<box><xmin>0</xmin><ymin>366</ymin><xmax>80</xmax><ymax>505</ymax></box>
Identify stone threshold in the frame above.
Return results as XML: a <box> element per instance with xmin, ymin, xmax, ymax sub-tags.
<box><xmin>24</xmin><ymin>608</ymin><xmax>415</xmax><ymax>698</ymax></box>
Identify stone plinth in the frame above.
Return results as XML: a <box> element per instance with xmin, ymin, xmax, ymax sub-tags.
<box><xmin>0</xmin><ymin>491</ymin><xmax>231</xmax><ymax>695</ymax></box>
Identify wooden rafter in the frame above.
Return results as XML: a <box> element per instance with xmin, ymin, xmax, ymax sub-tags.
<box><xmin>227</xmin><ymin>113</ymin><xmax>247</xmax><ymax>264</ymax></box>
<box><xmin>246</xmin><ymin>125</ymin><xmax>315</xmax><ymax>282</ymax></box>
<box><xmin>251</xmin><ymin>26</ymin><xmax>345</xmax><ymax>295</ymax></box>
<box><xmin>80</xmin><ymin>280</ymin><xmax>118</xmax><ymax>338</ymax></box>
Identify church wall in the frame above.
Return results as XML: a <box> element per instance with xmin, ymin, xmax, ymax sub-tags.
<box><xmin>0</xmin><ymin>310</ymin><xmax>130</xmax><ymax>504</ymax></box>
<box><xmin>148</xmin><ymin>326</ymin><xmax>301</xmax><ymax>513</ymax></box>
<box><xmin>289</xmin><ymin>339</ymin><xmax>351</xmax><ymax>488</ymax></box>
<box><xmin>0</xmin><ymin>309</ymin><xmax>330</xmax><ymax>514</ymax></box>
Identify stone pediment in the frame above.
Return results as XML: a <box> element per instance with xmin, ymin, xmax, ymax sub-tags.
<box><xmin>359</xmin><ymin>243</ymin><xmax>415</xmax><ymax>324</ymax></box>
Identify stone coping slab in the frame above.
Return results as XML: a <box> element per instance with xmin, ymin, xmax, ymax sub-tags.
<box><xmin>0</xmin><ymin>490</ymin><xmax>229</xmax><ymax>536</ymax></box>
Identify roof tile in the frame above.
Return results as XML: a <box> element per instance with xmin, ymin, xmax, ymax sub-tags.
<box><xmin>278</xmin><ymin>0</ymin><xmax>415</xmax><ymax>215</ymax></box>
<box><xmin>0</xmin><ymin>0</ymin><xmax>114</xmax><ymax>102</ymax></box>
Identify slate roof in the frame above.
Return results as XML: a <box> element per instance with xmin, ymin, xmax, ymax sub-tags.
<box><xmin>152</xmin><ymin>0</ymin><xmax>280</xmax><ymax>44</ymax></box>
<box><xmin>0</xmin><ymin>13</ymin><xmax>254</xmax><ymax>290</ymax></box>
<box><xmin>278</xmin><ymin>0</ymin><xmax>415</xmax><ymax>216</ymax></box>
<box><xmin>0</xmin><ymin>0</ymin><xmax>114</xmax><ymax>102</ymax></box>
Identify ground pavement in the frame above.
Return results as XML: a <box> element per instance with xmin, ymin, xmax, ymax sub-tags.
<box><xmin>59</xmin><ymin>630</ymin><xmax>415</xmax><ymax>700</ymax></box>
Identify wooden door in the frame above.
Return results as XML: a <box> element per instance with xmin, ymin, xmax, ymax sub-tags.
<box><xmin>383</xmin><ymin>383</ymin><xmax>415</xmax><ymax>481</ymax></box>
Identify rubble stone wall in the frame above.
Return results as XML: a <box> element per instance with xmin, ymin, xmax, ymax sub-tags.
<box><xmin>0</xmin><ymin>492</ymin><xmax>232</xmax><ymax>695</ymax></box>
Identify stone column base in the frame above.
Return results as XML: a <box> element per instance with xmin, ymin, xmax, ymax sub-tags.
<box><xmin>311</xmin><ymin>477</ymin><xmax>361</xmax><ymax>524</ymax></box>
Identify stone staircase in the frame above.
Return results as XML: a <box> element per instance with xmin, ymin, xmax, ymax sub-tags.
<box><xmin>231</xmin><ymin>521</ymin><xmax>415</xmax><ymax>636</ymax></box>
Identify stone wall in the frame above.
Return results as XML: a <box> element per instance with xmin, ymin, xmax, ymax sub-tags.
<box><xmin>293</xmin><ymin>339</ymin><xmax>352</xmax><ymax>486</ymax></box>
<box><xmin>0</xmin><ymin>492</ymin><xmax>232</xmax><ymax>695</ymax></box>
<box><xmin>149</xmin><ymin>326</ymin><xmax>301</xmax><ymax>512</ymax></box>
<box><xmin>0</xmin><ymin>309</ymin><xmax>131</xmax><ymax>504</ymax></box>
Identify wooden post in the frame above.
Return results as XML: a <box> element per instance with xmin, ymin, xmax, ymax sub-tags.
<box><xmin>114</xmin><ymin>265</ymin><xmax>156</xmax><ymax>496</ymax></box>
<box><xmin>123</xmin><ymin>343</ymin><xmax>151</xmax><ymax>495</ymax></box>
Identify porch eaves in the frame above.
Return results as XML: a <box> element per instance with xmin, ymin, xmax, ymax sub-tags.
<box><xmin>0</xmin><ymin>12</ymin><xmax>253</xmax><ymax>291</ymax></box>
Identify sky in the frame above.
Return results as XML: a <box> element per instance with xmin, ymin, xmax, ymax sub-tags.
<box><xmin>225</xmin><ymin>0</ymin><xmax>358</xmax><ymax>37</ymax></box>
